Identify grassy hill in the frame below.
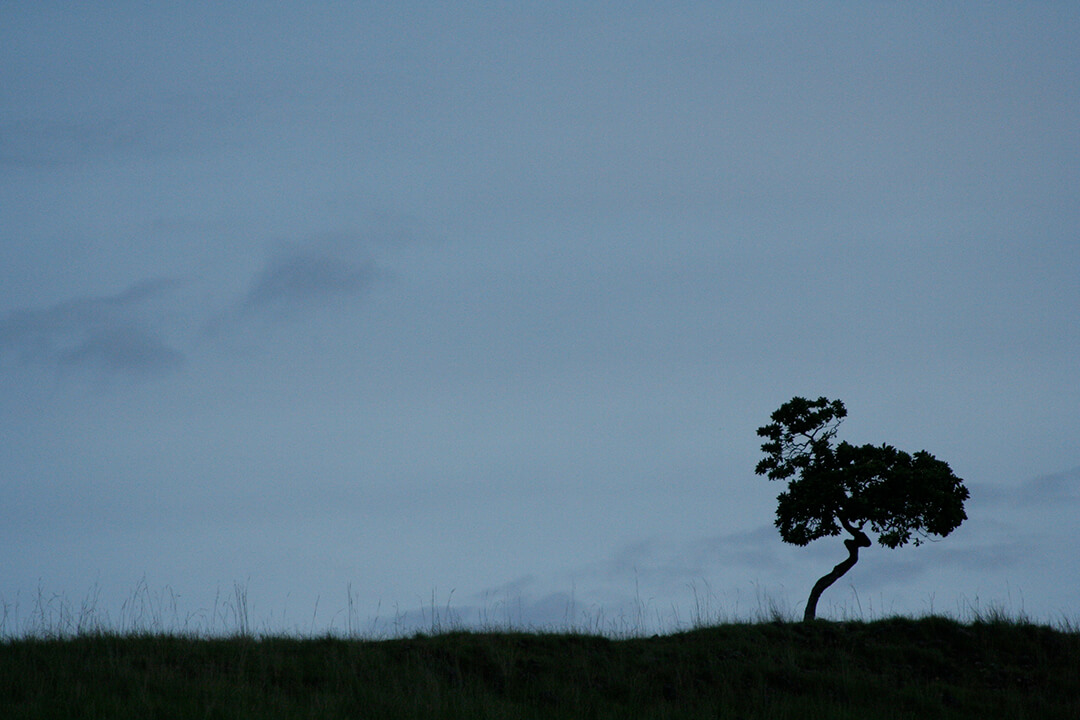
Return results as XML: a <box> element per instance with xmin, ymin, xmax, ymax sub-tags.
<box><xmin>3</xmin><ymin>616</ymin><xmax>1078</xmax><ymax>719</ymax></box>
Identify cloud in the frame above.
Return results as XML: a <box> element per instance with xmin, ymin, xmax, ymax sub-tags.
<box><xmin>0</xmin><ymin>92</ymin><xmax>245</xmax><ymax>168</ymax></box>
<box><xmin>540</xmin><ymin>526</ymin><xmax>792</xmax><ymax>604</ymax></box>
<box><xmin>1</xmin><ymin>246</ymin><xmax>386</xmax><ymax>381</ymax></box>
<box><xmin>232</xmin><ymin>250</ymin><xmax>380</xmax><ymax>325</ymax></box>
<box><xmin>0</xmin><ymin>278</ymin><xmax>185</xmax><ymax>377</ymax></box>
<box><xmin>241</xmin><ymin>251</ymin><xmax>377</xmax><ymax>315</ymax></box>
<box><xmin>569</xmin><ymin>521</ymin><xmax>1036</xmax><ymax>615</ymax></box>
<box><xmin>58</xmin><ymin>326</ymin><xmax>184</xmax><ymax>377</ymax></box>
<box><xmin>968</xmin><ymin>466</ymin><xmax>1080</xmax><ymax>509</ymax></box>
<box><xmin>1019</xmin><ymin>467</ymin><xmax>1080</xmax><ymax>507</ymax></box>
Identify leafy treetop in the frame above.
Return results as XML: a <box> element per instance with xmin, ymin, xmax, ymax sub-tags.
<box><xmin>755</xmin><ymin>396</ymin><xmax>969</xmax><ymax>549</ymax></box>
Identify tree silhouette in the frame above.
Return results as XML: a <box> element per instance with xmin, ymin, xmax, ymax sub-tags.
<box><xmin>755</xmin><ymin>396</ymin><xmax>969</xmax><ymax>621</ymax></box>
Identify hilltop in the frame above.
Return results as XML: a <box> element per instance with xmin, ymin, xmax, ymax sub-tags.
<box><xmin>4</xmin><ymin>615</ymin><xmax>1079</xmax><ymax>718</ymax></box>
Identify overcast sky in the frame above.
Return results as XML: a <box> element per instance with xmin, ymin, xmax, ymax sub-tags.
<box><xmin>2</xmin><ymin>2</ymin><xmax>1078</xmax><ymax>635</ymax></box>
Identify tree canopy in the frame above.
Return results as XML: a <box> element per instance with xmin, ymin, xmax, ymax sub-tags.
<box><xmin>755</xmin><ymin>396</ymin><xmax>970</xmax><ymax>620</ymax></box>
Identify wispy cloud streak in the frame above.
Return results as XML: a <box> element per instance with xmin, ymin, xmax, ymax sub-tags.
<box><xmin>58</xmin><ymin>326</ymin><xmax>184</xmax><ymax>377</ymax></box>
<box><xmin>0</xmin><ymin>246</ymin><xmax>386</xmax><ymax>383</ymax></box>
<box><xmin>242</xmin><ymin>252</ymin><xmax>376</xmax><ymax>313</ymax></box>
<box><xmin>0</xmin><ymin>278</ymin><xmax>185</xmax><ymax>378</ymax></box>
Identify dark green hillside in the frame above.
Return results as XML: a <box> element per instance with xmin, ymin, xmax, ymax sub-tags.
<box><xmin>3</xmin><ymin>617</ymin><xmax>1078</xmax><ymax>719</ymax></box>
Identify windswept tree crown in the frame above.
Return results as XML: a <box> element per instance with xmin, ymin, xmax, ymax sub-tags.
<box><xmin>756</xmin><ymin>396</ymin><xmax>969</xmax><ymax>549</ymax></box>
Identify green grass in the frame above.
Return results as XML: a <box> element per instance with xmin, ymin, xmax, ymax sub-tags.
<box><xmin>3</xmin><ymin>615</ymin><xmax>1079</xmax><ymax>719</ymax></box>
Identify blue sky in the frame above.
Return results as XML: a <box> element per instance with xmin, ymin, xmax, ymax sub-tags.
<box><xmin>2</xmin><ymin>2</ymin><xmax>1078</xmax><ymax>634</ymax></box>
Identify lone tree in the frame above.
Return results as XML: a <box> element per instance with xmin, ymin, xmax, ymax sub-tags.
<box><xmin>755</xmin><ymin>396</ymin><xmax>969</xmax><ymax>621</ymax></box>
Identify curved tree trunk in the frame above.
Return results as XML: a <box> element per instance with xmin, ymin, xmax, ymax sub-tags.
<box><xmin>803</xmin><ymin>527</ymin><xmax>871</xmax><ymax>621</ymax></box>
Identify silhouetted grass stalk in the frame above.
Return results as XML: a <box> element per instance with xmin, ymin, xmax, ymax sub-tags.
<box><xmin>1</xmin><ymin>579</ymin><xmax>1075</xmax><ymax>641</ymax></box>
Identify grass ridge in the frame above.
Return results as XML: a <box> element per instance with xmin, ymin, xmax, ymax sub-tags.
<box><xmin>3</xmin><ymin>615</ymin><xmax>1078</xmax><ymax>718</ymax></box>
